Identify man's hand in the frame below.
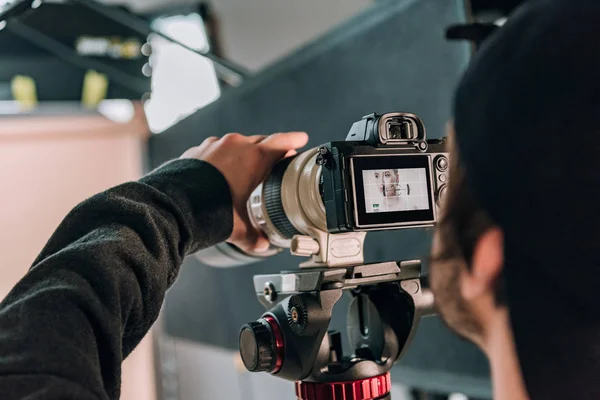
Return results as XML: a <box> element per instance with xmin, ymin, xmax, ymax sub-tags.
<box><xmin>180</xmin><ymin>132</ymin><xmax>309</xmax><ymax>254</ymax></box>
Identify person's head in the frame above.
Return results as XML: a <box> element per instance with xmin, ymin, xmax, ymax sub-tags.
<box><xmin>430</xmin><ymin>128</ymin><xmax>505</xmax><ymax>351</ymax></box>
<box><xmin>429</xmin><ymin>0</ymin><xmax>600</xmax><ymax>398</ymax></box>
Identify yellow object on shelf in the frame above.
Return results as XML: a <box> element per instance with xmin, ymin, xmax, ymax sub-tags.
<box><xmin>11</xmin><ymin>75</ymin><xmax>38</xmax><ymax>110</ymax></box>
<box><xmin>82</xmin><ymin>70</ymin><xmax>109</xmax><ymax>109</ymax></box>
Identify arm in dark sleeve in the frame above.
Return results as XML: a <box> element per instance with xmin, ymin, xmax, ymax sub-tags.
<box><xmin>0</xmin><ymin>159</ymin><xmax>233</xmax><ymax>400</ymax></box>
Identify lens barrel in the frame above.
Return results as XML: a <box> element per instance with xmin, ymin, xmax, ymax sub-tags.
<box><xmin>247</xmin><ymin>148</ymin><xmax>326</xmax><ymax>250</ymax></box>
<box><xmin>195</xmin><ymin>148</ymin><xmax>326</xmax><ymax>267</ymax></box>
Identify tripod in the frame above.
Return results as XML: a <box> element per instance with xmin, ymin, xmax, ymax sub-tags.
<box><xmin>239</xmin><ymin>259</ymin><xmax>434</xmax><ymax>400</ymax></box>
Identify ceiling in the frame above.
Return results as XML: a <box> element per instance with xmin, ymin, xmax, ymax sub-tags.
<box><xmin>99</xmin><ymin>0</ymin><xmax>200</xmax><ymax>12</ymax></box>
<box><xmin>103</xmin><ymin>0</ymin><xmax>526</xmax><ymax>14</ymax></box>
<box><xmin>97</xmin><ymin>0</ymin><xmax>371</xmax><ymax>71</ymax></box>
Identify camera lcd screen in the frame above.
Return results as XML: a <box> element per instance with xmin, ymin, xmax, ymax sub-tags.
<box><xmin>351</xmin><ymin>155</ymin><xmax>434</xmax><ymax>228</ymax></box>
<box><xmin>362</xmin><ymin>168</ymin><xmax>429</xmax><ymax>213</ymax></box>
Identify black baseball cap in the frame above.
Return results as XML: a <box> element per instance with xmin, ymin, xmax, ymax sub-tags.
<box><xmin>453</xmin><ymin>0</ymin><xmax>600</xmax><ymax>398</ymax></box>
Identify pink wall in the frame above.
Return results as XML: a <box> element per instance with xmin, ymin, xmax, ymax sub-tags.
<box><xmin>0</xmin><ymin>106</ymin><xmax>156</xmax><ymax>400</ymax></box>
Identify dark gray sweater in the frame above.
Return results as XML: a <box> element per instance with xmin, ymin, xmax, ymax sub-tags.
<box><xmin>0</xmin><ymin>159</ymin><xmax>233</xmax><ymax>399</ymax></box>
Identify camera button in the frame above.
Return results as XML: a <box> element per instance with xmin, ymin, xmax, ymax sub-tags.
<box><xmin>436</xmin><ymin>156</ymin><xmax>449</xmax><ymax>172</ymax></box>
<box><xmin>438</xmin><ymin>185</ymin><xmax>448</xmax><ymax>204</ymax></box>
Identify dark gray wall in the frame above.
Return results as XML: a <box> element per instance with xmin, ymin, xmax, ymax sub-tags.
<box><xmin>149</xmin><ymin>0</ymin><xmax>491</xmax><ymax>397</ymax></box>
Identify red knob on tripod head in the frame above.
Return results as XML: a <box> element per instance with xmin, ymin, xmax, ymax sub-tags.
<box><xmin>295</xmin><ymin>372</ymin><xmax>391</xmax><ymax>400</ymax></box>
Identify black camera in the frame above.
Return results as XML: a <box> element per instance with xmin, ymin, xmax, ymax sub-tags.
<box><xmin>194</xmin><ymin>112</ymin><xmax>443</xmax><ymax>400</ymax></box>
<box><xmin>243</xmin><ymin>112</ymin><xmax>448</xmax><ymax>267</ymax></box>
<box><xmin>320</xmin><ymin>112</ymin><xmax>448</xmax><ymax>233</ymax></box>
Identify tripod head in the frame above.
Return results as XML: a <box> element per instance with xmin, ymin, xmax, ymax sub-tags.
<box><xmin>239</xmin><ymin>257</ymin><xmax>434</xmax><ymax>399</ymax></box>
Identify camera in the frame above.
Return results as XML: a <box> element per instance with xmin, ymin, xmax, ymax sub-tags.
<box><xmin>192</xmin><ymin>112</ymin><xmax>444</xmax><ymax>400</ymax></box>
<box><xmin>244</xmin><ymin>112</ymin><xmax>448</xmax><ymax>267</ymax></box>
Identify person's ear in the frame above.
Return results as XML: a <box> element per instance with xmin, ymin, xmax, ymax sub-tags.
<box><xmin>460</xmin><ymin>228</ymin><xmax>504</xmax><ymax>301</ymax></box>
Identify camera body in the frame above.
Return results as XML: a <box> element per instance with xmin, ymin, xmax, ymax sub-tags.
<box><xmin>321</xmin><ymin>112</ymin><xmax>449</xmax><ymax>233</ymax></box>
<box><xmin>243</xmin><ymin>112</ymin><xmax>449</xmax><ymax>267</ymax></box>
<box><xmin>196</xmin><ymin>112</ymin><xmax>449</xmax><ymax>268</ymax></box>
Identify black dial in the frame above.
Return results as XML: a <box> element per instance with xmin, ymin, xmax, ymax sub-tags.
<box><xmin>239</xmin><ymin>320</ymin><xmax>276</xmax><ymax>372</ymax></box>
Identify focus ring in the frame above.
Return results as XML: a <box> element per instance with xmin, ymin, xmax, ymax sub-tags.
<box><xmin>264</xmin><ymin>158</ymin><xmax>301</xmax><ymax>239</ymax></box>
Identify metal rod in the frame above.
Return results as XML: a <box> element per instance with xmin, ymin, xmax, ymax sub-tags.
<box><xmin>7</xmin><ymin>20</ymin><xmax>150</xmax><ymax>95</ymax></box>
<box><xmin>75</xmin><ymin>0</ymin><xmax>250</xmax><ymax>86</ymax></box>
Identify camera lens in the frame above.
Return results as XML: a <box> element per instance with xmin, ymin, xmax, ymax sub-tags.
<box><xmin>247</xmin><ymin>148</ymin><xmax>327</xmax><ymax>250</ymax></box>
<box><xmin>197</xmin><ymin>150</ymin><xmax>326</xmax><ymax>267</ymax></box>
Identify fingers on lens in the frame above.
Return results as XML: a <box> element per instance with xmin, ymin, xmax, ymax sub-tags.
<box><xmin>260</xmin><ymin>132</ymin><xmax>309</xmax><ymax>160</ymax></box>
<box><xmin>284</xmin><ymin>149</ymin><xmax>298</xmax><ymax>158</ymax></box>
<box><xmin>249</xmin><ymin>135</ymin><xmax>267</xmax><ymax>143</ymax></box>
<box><xmin>221</xmin><ymin>132</ymin><xmax>244</xmax><ymax>144</ymax></box>
<box><xmin>199</xmin><ymin>136</ymin><xmax>218</xmax><ymax>147</ymax></box>
<box><xmin>192</xmin><ymin>136</ymin><xmax>218</xmax><ymax>153</ymax></box>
